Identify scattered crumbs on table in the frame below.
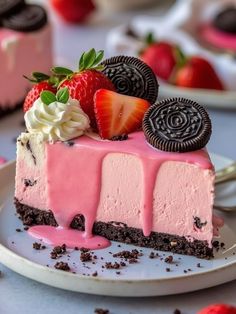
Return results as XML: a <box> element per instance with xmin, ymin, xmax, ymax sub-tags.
<box><xmin>54</xmin><ymin>262</ymin><xmax>70</xmax><ymax>271</ymax></box>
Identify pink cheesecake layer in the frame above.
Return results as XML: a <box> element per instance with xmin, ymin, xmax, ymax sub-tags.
<box><xmin>26</xmin><ymin>131</ymin><xmax>216</xmax><ymax>249</ymax></box>
<box><xmin>201</xmin><ymin>23</ymin><xmax>236</xmax><ymax>51</ymax></box>
<box><xmin>0</xmin><ymin>25</ymin><xmax>53</xmax><ymax>107</ymax></box>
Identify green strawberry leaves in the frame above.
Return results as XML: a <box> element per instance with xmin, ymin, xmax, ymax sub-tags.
<box><xmin>145</xmin><ymin>32</ymin><xmax>155</xmax><ymax>45</ymax></box>
<box><xmin>23</xmin><ymin>72</ymin><xmax>50</xmax><ymax>83</ymax></box>
<box><xmin>79</xmin><ymin>48</ymin><xmax>104</xmax><ymax>71</ymax></box>
<box><xmin>51</xmin><ymin>66</ymin><xmax>73</xmax><ymax>76</ymax></box>
<box><xmin>41</xmin><ymin>87</ymin><xmax>69</xmax><ymax>105</ymax></box>
<box><xmin>56</xmin><ymin>87</ymin><xmax>69</xmax><ymax>103</ymax></box>
<box><xmin>40</xmin><ymin>91</ymin><xmax>56</xmax><ymax>105</ymax></box>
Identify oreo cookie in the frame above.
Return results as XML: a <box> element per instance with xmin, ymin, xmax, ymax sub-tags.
<box><xmin>143</xmin><ymin>98</ymin><xmax>212</xmax><ymax>153</ymax></box>
<box><xmin>0</xmin><ymin>0</ymin><xmax>25</xmax><ymax>18</ymax></box>
<box><xmin>213</xmin><ymin>6</ymin><xmax>236</xmax><ymax>34</ymax></box>
<box><xmin>101</xmin><ymin>56</ymin><xmax>158</xmax><ymax>105</ymax></box>
<box><xmin>2</xmin><ymin>4</ymin><xmax>47</xmax><ymax>32</ymax></box>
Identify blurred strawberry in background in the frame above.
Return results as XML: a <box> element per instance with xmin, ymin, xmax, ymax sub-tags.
<box><xmin>50</xmin><ymin>0</ymin><xmax>95</xmax><ymax>23</ymax></box>
<box><xmin>140</xmin><ymin>33</ymin><xmax>224</xmax><ymax>91</ymax></box>
<box><xmin>176</xmin><ymin>56</ymin><xmax>224</xmax><ymax>90</ymax></box>
<box><xmin>140</xmin><ymin>33</ymin><xmax>186</xmax><ymax>83</ymax></box>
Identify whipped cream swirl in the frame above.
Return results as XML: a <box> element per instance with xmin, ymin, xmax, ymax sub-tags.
<box><xmin>25</xmin><ymin>98</ymin><xmax>90</xmax><ymax>142</ymax></box>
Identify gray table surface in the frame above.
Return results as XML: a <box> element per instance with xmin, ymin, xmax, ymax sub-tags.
<box><xmin>0</xmin><ymin>1</ymin><xmax>236</xmax><ymax>313</ymax></box>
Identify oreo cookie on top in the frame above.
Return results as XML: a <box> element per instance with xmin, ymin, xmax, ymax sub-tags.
<box><xmin>213</xmin><ymin>6</ymin><xmax>236</xmax><ymax>34</ymax></box>
<box><xmin>101</xmin><ymin>56</ymin><xmax>159</xmax><ymax>105</ymax></box>
<box><xmin>0</xmin><ymin>0</ymin><xmax>25</xmax><ymax>19</ymax></box>
<box><xmin>1</xmin><ymin>3</ymin><xmax>48</xmax><ymax>32</ymax></box>
<box><xmin>143</xmin><ymin>98</ymin><xmax>212</xmax><ymax>153</ymax></box>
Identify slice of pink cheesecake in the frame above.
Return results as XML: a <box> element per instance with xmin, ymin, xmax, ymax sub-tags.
<box><xmin>15</xmin><ymin>131</ymin><xmax>219</xmax><ymax>258</ymax></box>
<box><xmin>0</xmin><ymin>4</ymin><xmax>53</xmax><ymax>117</ymax></box>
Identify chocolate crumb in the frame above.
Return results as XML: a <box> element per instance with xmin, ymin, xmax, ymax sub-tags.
<box><xmin>116</xmin><ymin>271</ymin><xmax>121</xmax><ymax>275</ymax></box>
<box><xmin>193</xmin><ymin>216</ymin><xmax>207</xmax><ymax>229</ymax></box>
<box><xmin>80</xmin><ymin>247</ymin><xmax>90</xmax><ymax>253</ymax></box>
<box><xmin>129</xmin><ymin>258</ymin><xmax>138</xmax><ymax>264</ymax></box>
<box><xmin>54</xmin><ymin>262</ymin><xmax>70</xmax><ymax>271</ymax></box>
<box><xmin>74</xmin><ymin>246</ymin><xmax>79</xmax><ymax>251</ymax></box>
<box><xmin>113</xmin><ymin>249</ymin><xmax>142</xmax><ymax>260</ymax></box>
<box><xmin>184</xmin><ymin>270</ymin><xmax>187</xmax><ymax>273</ymax></box>
<box><xmin>166</xmin><ymin>268</ymin><xmax>171</xmax><ymax>272</ymax></box>
<box><xmin>149</xmin><ymin>252</ymin><xmax>155</xmax><ymax>259</ymax></box>
<box><xmin>26</xmin><ymin>140</ymin><xmax>36</xmax><ymax>165</ymax></box>
<box><xmin>15</xmin><ymin>228</ymin><xmax>22</xmax><ymax>232</ymax></box>
<box><xmin>94</xmin><ymin>308</ymin><xmax>109</xmax><ymax>314</ymax></box>
<box><xmin>33</xmin><ymin>242</ymin><xmax>46</xmax><ymax>250</ymax></box>
<box><xmin>50</xmin><ymin>244</ymin><xmax>67</xmax><ymax>259</ymax></box>
<box><xmin>212</xmin><ymin>240</ymin><xmax>220</xmax><ymax>248</ymax></box>
<box><xmin>110</xmin><ymin>134</ymin><xmax>128</xmax><ymax>141</ymax></box>
<box><xmin>105</xmin><ymin>262</ymin><xmax>120</xmax><ymax>269</ymax></box>
<box><xmin>120</xmin><ymin>262</ymin><xmax>126</xmax><ymax>267</ymax></box>
<box><xmin>24</xmin><ymin>226</ymin><xmax>29</xmax><ymax>231</ymax></box>
<box><xmin>164</xmin><ymin>255</ymin><xmax>173</xmax><ymax>263</ymax></box>
<box><xmin>64</xmin><ymin>140</ymin><xmax>75</xmax><ymax>147</ymax></box>
<box><xmin>24</xmin><ymin>179</ymin><xmax>37</xmax><ymax>187</ymax></box>
<box><xmin>92</xmin><ymin>271</ymin><xmax>98</xmax><ymax>277</ymax></box>
<box><xmin>80</xmin><ymin>252</ymin><xmax>92</xmax><ymax>262</ymax></box>
<box><xmin>197</xmin><ymin>263</ymin><xmax>201</xmax><ymax>268</ymax></box>
<box><xmin>173</xmin><ymin>309</ymin><xmax>181</xmax><ymax>314</ymax></box>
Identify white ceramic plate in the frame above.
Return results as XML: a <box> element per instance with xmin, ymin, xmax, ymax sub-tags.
<box><xmin>159</xmin><ymin>82</ymin><xmax>236</xmax><ymax>110</ymax></box>
<box><xmin>0</xmin><ymin>154</ymin><xmax>235</xmax><ymax>297</ymax></box>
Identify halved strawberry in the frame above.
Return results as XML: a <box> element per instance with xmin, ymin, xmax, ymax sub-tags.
<box><xmin>94</xmin><ymin>89</ymin><xmax>150</xmax><ymax>139</ymax></box>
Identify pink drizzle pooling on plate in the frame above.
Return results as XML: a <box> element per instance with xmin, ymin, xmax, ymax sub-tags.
<box><xmin>201</xmin><ymin>23</ymin><xmax>236</xmax><ymax>51</ymax></box>
<box><xmin>28</xmin><ymin>132</ymin><xmax>213</xmax><ymax>249</ymax></box>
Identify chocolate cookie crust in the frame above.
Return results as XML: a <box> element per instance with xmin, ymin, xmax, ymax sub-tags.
<box><xmin>15</xmin><ymin>198</ymin><xmax>213</xmax><ymax>259</ymax></box>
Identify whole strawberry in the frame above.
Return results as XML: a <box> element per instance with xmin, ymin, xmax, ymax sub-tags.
<box><xmin>23</xmin><ymin>72</ymin><xmax>57</xmax><ymax>112</ymax></box>
<box><xmin>198</xmin><ymin>303</ymin><xmax>236</xmax><ymax>314</ymax></box>
<box><xmin>140</xmin><ymin>33</ymin><xmax>185</xmax><ymax>82</ymax></box>
<box><xmin>53</xmin><ymin>49</ymin><xmax>115</xmax><ymax>129</ymax></box>
<box><xmin>50</xmin><ymin>0</ymin><xmax>95</xmax><ymax>23</ymax></box>
<box><xmin>176</xmin><ymin>56</ymin><xmax>224</xmax><ymax>90</ymax></box>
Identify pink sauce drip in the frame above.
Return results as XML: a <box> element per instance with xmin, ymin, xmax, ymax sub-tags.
<box><xmin>201</xmin><ymin>23</ymin><xmax>236</xmax><ymax>51</ymax></box>
<box><xmin>28</xmin><ymin>226</ymin><xmax>110</xmax><ymax>249</ymax></box>
<box><xmin>29</xmin><ymin>131</ymin><xmax>213</xmax><ymax>249</ymax></box>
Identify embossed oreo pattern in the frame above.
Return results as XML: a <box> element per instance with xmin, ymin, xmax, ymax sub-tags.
<box><xmin>2</xmin><ymin>4</ymin><xmax>47</xmax><ymax>32</ymax></box>
<box><xmin>143</xmin><ymin>98</ymin><xmax>212</xmax><ymax>152</ymax></box>
<box><xmin>101</xmin><ymin>56</ymin><xmax>158</xmax><ymax>105</ymax></box>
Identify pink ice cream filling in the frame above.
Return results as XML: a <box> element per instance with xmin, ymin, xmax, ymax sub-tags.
<box><xmin>27</xmin><ymin>132</ymin><xmax>222</xmax><ymax>250</ymax></box>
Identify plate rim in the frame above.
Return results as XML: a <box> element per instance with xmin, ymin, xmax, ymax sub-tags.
<box><xmin>0</xmin><ymin>153</ymin><xmax>235</xmax><ymax>296</ymax></box>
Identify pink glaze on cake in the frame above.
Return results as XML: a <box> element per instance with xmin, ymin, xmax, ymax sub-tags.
<box><xmin>201</xmin><ymin>23</ymin><xmax>236</xmax><ymax>51</ymax></box>
<box><xmin>0</xmin><ymin>25</ymin><xmax>52</xmax><ymax>108</ymax></box>
<box><xmin>24</xmin><ymin>131</ymin><xmax>217</xmax><ymax>249</ymax></box>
